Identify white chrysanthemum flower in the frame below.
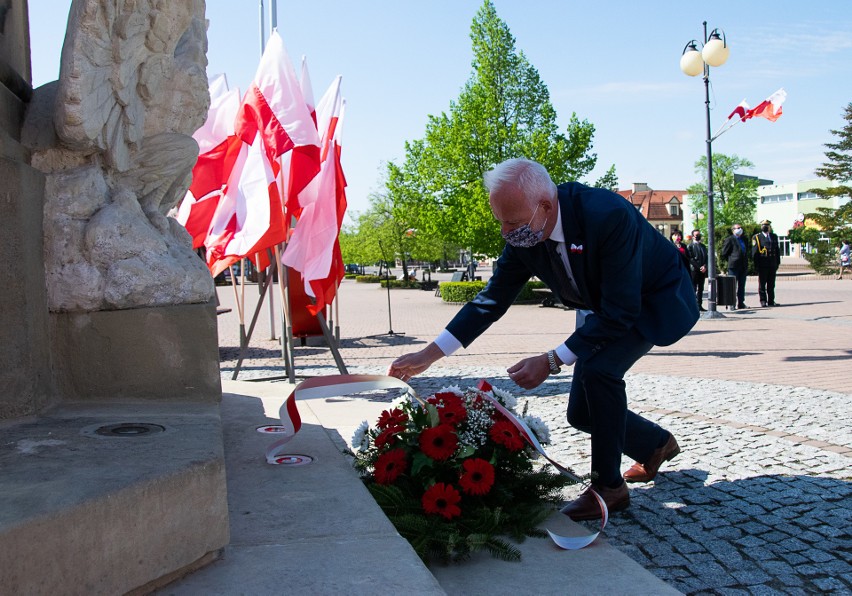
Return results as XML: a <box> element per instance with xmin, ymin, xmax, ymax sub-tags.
<box><xmin>352</xmin><ymin>421</ymin><xmax>370</xmax><ymax>451</ymax></box>
<box><xmin>521</xmin><ymin>414</ymin><xmax>551</xmax><ymax>445</ymax></box>
<box><xmin>436</xmin><ymin>385</ymin><xmax>464</xmax><ymax>397</ymax></box>
<box><xmin>492</xmin><ymin>386</ymin><xmax>517</xmax><ymax>411</ymax></box>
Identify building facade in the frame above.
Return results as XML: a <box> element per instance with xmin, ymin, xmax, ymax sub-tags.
<box><xmin>615</xmin><ymin>183</ymin><xmax>686</xmax><ymax>239</ymax></box>
<box><xmin>756</xmin><ymin>179</ymin><xmax>850</xmax><ymax>259</ymax></box>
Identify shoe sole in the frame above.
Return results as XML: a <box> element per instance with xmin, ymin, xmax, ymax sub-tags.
<box><xmin>624</xmin><ymin>445</ymin><xmax>681</xmax><ymax>483</ymax></box>
<box><xmin>563</xmin><ymin>498</ymin><xmax>630</xmax><ymax>521</ymax></box>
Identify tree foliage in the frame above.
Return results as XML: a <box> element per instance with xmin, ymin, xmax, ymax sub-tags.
<box><xmin>813</xmin><ymin>102</ymin><xmax>852</xmax><ymax>199</ymax></box>
<box><xmin>687</xmin><ymin>153</ymin><xmax>758</xmax><ymax>230</ymax></box>
<box><xmin>390</xmin><ymin>0</ymin><xmax>599</xmax><ymax>257</ymax></box>
<box><xmin>593</xmin><ymin>164</ymin><xmax>619</xmax><ymax>192</ymax></box>
<box><xmin>787</xmin><ymin>103</ymin><xmax>852</xmax><ymax>272</ymax></box>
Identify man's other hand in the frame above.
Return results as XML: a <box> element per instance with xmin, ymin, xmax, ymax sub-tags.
<box><xmin>506</xmin><ymin>354</ymin><xmax>550</xmax><ymax>390</ymax></box>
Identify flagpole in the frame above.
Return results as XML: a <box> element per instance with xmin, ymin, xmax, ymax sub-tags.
<box><xmin>258</xmin><ymin>0</ymin><xmax>265</xmax><ymax>56</ymax></box>
<box><xmin>230</xmin><ymin>264</ymin><xmax>247</xmax><ymax>349</ymax></box>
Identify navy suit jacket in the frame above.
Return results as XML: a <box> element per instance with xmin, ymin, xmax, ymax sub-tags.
<box><xmin>445</xmin><ymin>182</ymin><xmax>699</xmax><ymax>361</ymax></box>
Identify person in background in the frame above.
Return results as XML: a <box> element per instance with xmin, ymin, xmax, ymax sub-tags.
<box><xmin>721</xmin><ymin>224</ymin><xmax>750</xmax><ymax>310</ymax></box>
<box><xmin>837</xmin><ymin>240</ymin><xmax>850</xmax><ymax>280</ymax></box>
<box><xmin>752</xmin><ymin>219</ymin><xmax>781</xmax><ymax>307</ymax></box>
<box><xmin>388</xmin><ymin>158</ymin><xmax>698</xmax><ymax>521</ymax></box>
<box><xmin>687</xmin><ymin>229</ymin><xmax>708</xmax><ymax>312</ymax></box>
<box><xmin>671</xmin><ymin>231</ymin><xmax>688</xmax><ymax>260</ymax></box>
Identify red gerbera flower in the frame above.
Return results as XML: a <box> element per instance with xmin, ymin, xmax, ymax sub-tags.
<box><xmin>374</xmin><ymin>448</ymin><xmax>408</xmax><ymax>485</ymax></box>
<box><xmin>437</xmin><ymin>398</ymin><xmax>467</xmax><ymax>426</ymax></box>
<box><xmin>419</xmin><ymin>424</ymin><xmax>458</xmax><ymax>461</ymax></box>
<box><xmin>459</xmin><ymin>458</ymin><xmax>495</xmax><ymax>496</ymax></box>
<box><xmin>489</xmin><ymin>420</ymin><xmax>525</xmax><ymax>451</ymax></box>
<box><xmin>422</xmin><ymin>482</ymin><xmax>462</xmax><ymax>519</ymax></box>
<box><xmin>375</xmin><ymin>424</ymin><xmax>404</xmax><ymax>449</ymax></box>
<box><xmin>377</xmin><ymin>408</ymin><xmax>408</xmax><ymax>429</ymax></box>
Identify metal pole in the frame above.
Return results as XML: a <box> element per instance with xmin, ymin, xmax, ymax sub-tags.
<box><xmin>269</xmin><ymin>0</ymin><xmax>278</xmax><ymax>31</ymax></box>
<box><xmin>259</xmin><ymin>0</ymin><xmax>265</xmax><ymax>55</ymax></box>
<box><xmin>702</xmin><ymin>21</ymin><xmax>721</xmax><ymax>318</ymax></box>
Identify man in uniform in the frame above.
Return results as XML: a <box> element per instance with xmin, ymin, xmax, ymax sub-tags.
<box><xmin>752</xmin><ymin>219</ymin><xmax>781</xmax><ymax>307</ymax></box>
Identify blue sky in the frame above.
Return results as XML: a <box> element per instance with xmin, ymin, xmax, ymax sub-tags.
<box><xmin>29</xmin><ymin>1</ymin><xmax>852</xmax><ymax>221</ymax></box>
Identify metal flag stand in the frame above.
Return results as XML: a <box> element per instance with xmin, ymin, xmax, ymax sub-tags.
<box><xmin>230</xmin><ymin>245</ymin><xmax>348</xmax><ymax>383</ymax></box>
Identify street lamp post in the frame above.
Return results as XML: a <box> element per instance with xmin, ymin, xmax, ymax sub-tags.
<box><xmin>681</xmin><ymin>22</ymin><xmax>729</xmax><ymax>319</ymax></box>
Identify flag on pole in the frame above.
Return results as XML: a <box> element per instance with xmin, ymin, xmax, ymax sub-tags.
<box><xmin>234</xmin><ymin>30</ymin><xmax>320</xmax><ymax>199</ymax></box>
<box><xmin>744</xmin><ymin>88</ymin><xmax>786</xmax><ymax>122</ymax></box>
<box><xmin>281</xmin><ymin>79</ymin><xmax>347</xmax><ymax>316</ymax></box>
<box><xmin>177</xmin><ymin>75</ymin><xmax>242</xmax><ymax>248</ymax></box>
<box><xmin>204</xmin><ymin>132</ymin><xmax>286</xmax><ymax>276</ymax></box>
<box><xmin>726</xmin><ymin>99</ymin><xmax>750</xmax><ymax>122</ymax></box>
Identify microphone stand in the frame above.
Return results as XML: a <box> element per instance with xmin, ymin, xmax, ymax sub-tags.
<box><xmin>368</xmin><ymin>240</ymin><xmax>404</xmax><ymax>337</ymax></box>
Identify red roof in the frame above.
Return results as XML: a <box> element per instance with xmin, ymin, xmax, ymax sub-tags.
<box><xmin>615</xmin><ymin>189</ymin><xmax>687</xmax><ymax>222</ymax></box>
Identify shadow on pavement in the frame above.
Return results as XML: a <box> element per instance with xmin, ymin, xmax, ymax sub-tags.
<box><xmin>340</xmin><ymin>335</ymin><xmax>426</xmax><ymax>349</ymax></box>
<box><xmin>647</xmin><ymin>351</ymin><xmax>762</xmax><ymax>359</ymax></box>
<box><xmin>784</xmin><ymin>350</ymin><xmax>852</xmax><ymax>362</ymax></box>
<box><xmin>602</xmin><ymin>469</ymin><xmax>851</xmax><ymax>593</ymax></box>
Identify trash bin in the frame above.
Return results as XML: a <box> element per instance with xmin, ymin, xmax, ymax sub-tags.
<box><xmin>715</xmin><ymin>275</ymin><xmax>735</xmax><ymax>306</ymax></box>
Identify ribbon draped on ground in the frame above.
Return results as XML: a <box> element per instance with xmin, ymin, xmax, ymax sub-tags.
<box><xmin>265</xmin><ymin>374</ymin><xmax>605</xmax><ymax>550</ymax></box>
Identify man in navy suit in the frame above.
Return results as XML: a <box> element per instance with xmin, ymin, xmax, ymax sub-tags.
<box><xmin>388</xmin><ymin>158</ymin><xmax>699</xmax><ymax>520</ymax></box>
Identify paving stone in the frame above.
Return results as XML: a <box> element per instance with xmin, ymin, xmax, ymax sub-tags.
<box><xmin>811</xmin><ymin>577</ymin><xmax>849</xmax><ymax>592</ymax></box>
<box><xmin>731</xmin><ymin>568</ymin><xmax>773</xmax><ymax>585</ymax></box>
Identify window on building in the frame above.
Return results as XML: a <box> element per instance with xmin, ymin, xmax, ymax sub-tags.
<box><xmin>760</xmin><ymin>193</ymin><xmax>794</xmax><ymax>204</ymax></box>
<box><xmin>778</xmin><ymin>236</ymin><xmax>791</xmax><ymax>257</ymax></box>
<box><xmin>797</xmin><ymin>191</ymin><xmax>819</xmax><ymax>200</ymax></box>
<box><xmin>669</xmin><ymin>204</ymin><xmax>680</xmax><ymax>216</ymax></box>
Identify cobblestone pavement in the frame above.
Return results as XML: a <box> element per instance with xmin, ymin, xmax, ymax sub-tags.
<box><xmin>216</xmin><ymin>276</ymin><xmax>852</xmax><ymax>594</ymax></box>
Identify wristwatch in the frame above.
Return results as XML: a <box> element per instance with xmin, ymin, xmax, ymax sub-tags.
<box><xmin>546</xmin><ymin>350</ymin><xmax>561</xmax><ymax>375</ymax></box>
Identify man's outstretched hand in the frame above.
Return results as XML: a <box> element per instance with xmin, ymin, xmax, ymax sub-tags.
<box><xmin>387</xmin><ymin>342</ymin><xmax>445</xmax><ymax>382</ymax></box>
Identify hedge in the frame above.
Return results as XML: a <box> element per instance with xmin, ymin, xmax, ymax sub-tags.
<box><xmin>438</xmin><ymin>280</ymin><xmax>548</xmax><ymax>303</ymax></box>
<box><xmin>355</xmin><ymin>275</ymin><xmax>383</xmax><ymax>283</ymax></box>
<box><xmin>379</xmin><ymin>279</ymin><xmax>421</xmax><ymax>289</ymax></box>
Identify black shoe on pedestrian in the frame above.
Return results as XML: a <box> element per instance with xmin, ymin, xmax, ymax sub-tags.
<box><xmin>737</xmin><ymin>303</ymin><xmax>748</xmax><ymax>309</ymax></box>
<box><xmin>769</xmin><ymin>302</ymin><xmax>781</xmax><ymax>307</ymax></box>
<box><xmin>760</xmin><ymin>301</ymin><xmax>768</xmax><ymax>307</ymax></box>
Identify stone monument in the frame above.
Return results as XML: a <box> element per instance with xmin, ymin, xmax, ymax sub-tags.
<box><xmin>1</xmin><ymin>1</ymin><xmax>229</xmax><ymax>592</ymax></box>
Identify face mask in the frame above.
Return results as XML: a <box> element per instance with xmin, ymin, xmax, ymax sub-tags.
<box><xmin>761</xmin><ymin>225</ymin><xmax>770</xmax><ymax>233</ymax></box>
<box><xmin>502</xmin><ymin>204</ymin><xmax>547</xmax><ymax>248</ymax></box>
<box><xmin>733</xmin><ymin>228</ymin><xmax>743</xmax><ymax>237</ymax></box>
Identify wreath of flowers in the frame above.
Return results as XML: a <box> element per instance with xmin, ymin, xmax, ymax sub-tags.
<box><xmin>349</xmin><ymin>382</ymin><xmax>575</xmax><ymax>563</ymax></box>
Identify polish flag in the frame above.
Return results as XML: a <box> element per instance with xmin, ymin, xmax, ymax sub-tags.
<box><xmin>727</xmin><ymin>99</ymin><xmax>750</xmax><ymax>122</ymax></box>
<box><xmin>204</xmin><ymin>133</ymin><xmax>286</xmax><ymax>276</ymax></box>
<box><xmin>745</xmin><ymin>88</ymin><xmax>786</xmax><ymax>122</ymax></box>
<box><xmin>234</xmin><ymin>30</ymin><xmax>320</xmax><ymax>200</ymax></box>
<box><xmin>177</xmin><ymin>75</ymin><xmax>242</xmax><ymax>248</ymax></box>
<box><xmin>278</xmin><ymin>56</ymin><xmax>319</xmax><ymax>227</ymax></box>
<box><xmin>282</xmin><ymin>80</ymin><xmax>347</xmax><ymax>316</ymax></box>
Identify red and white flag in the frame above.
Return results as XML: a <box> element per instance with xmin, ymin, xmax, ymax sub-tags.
<box><xmin>282</xmin><ymin>79</ymin><xmax>347</xmax><ymax>315</ymax></box>
<box><xmin>744</xmin><ymin>88</ymin><xmax>786</xmax><ymax>122</ymax></box>
<box><xmin>177</xmin><ymin>75</ymin><xmax>242</xmax><ymax>248</ymax></box>
<box><xmin>234</xmin><ymin>30</ymin><xmax>320</xmax><ymax>200</ymax></box>
<box><xmin>727</xmin><ymin>99</ymin><xmax>750</xmax><ymax>122</ymax></box>
<box><xmin>204</xmin><ymin>133</ymin><xmax>286</xmax><ymax>276</ymax></box>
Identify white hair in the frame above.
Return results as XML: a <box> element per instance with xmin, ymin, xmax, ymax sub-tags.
<box><xmin>483</xmin><ymin>158</ymin><xmax>556</xmax><ymax>205</ymax></box>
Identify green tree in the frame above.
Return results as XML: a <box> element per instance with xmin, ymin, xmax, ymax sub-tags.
<box><xmin>593</xmin><ymin>164</ymin><xmax>619</xmax><ymax>192</ymax></box>
<box><xmin>687</xmin><ymin>153</ymin><xmax>759</xmax><ymax>230</ymax></box>
<box><xmin>813</xmin><ymin>103</ymin><xmax>852</xmax><ymax>199</ymax></box>
<box><xmin>787</xmin><ymin>103</ymin><xmax>852</xmax><ymax>273</ymax></box>
<box><xmin>396</xmin><ymin>0</ymin><xmax>598</xmax><ymax>257</ymax></box>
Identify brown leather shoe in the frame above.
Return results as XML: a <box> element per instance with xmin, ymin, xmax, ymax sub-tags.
<box><xmin>560</xmin><ymin>482</ymin><xmax>629</xmax><ymax>521</ymax></box>
<box><xmin>623</xmin><ymin>434</ymin><xmax>680</xmax><ymax>483</ymax></box>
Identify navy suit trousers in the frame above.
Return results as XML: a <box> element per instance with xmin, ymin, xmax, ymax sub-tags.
<box><xmin>566</xmin><ymin>327</ymin><xmax>666</xmax><ymax>486</ymax></box>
